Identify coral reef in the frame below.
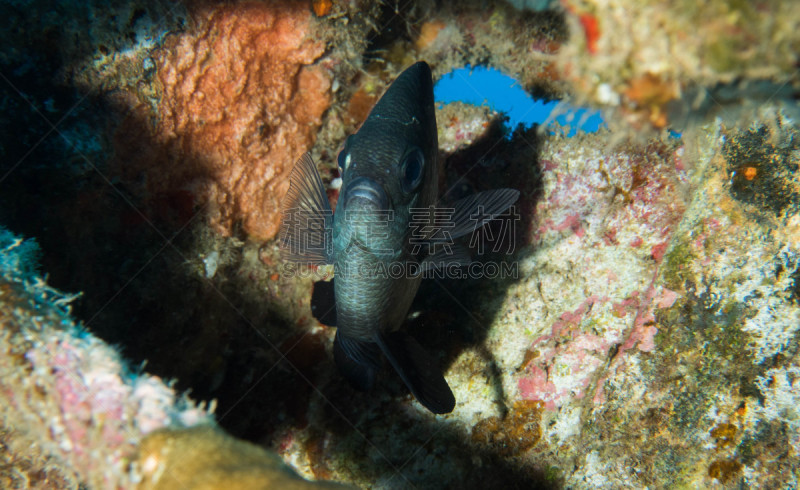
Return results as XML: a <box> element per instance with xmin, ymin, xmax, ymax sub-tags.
<box><xmin>1</xmin><ymin>0</ymin><xmax>799</xmax><ymax>488</ymax></box>
<box><xmin>435</xmin><ymin>102</ymin><xmax>497</xmax><ymax>154</ymax></box>
<box><xmin>337</xmin><ymin>0</ymin><xmax>799</xmax><ymax>132</ymax></box>
<box><xmin>252</xmin><ymin>110</ymin><xmax>799</xmax><ymax>487</ymax></box>
<box><xmin>0</xmin><ymin>228</ymin><xmax>213</xmax><ymax>487</ymax></box>
<box><xmin>513</xmin><ymin>134</ymin><xmax>686</xmax><ymax>409</ymax></box>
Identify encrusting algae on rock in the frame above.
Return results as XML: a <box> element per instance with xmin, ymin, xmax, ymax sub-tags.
<box><xmin>557</xmin><ymin>0</ymin><xmax>800</xmax><ymax>131</ymax></box>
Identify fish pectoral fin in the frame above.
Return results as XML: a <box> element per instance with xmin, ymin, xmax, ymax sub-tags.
<box><xmin>279</xmin><ymin>153</ymin><xmax>334</xmax><ymax>265</ymax></box>
<box><xmin>311</xmin><ymin>278</ymin><xmax>337</xmax><ymax>326</ymax></box>
<box><xmin>333</xmin><ymin>332</ymin><xmax>381</xmax><ymax>392</ymax></box>
<box><xmin>419</xmin><ymin>242</ymin><xmax>471</xmax><ymax>273</ymax></box>
<box><xmin>436</xmin><ymin>188</ymin><xmax>520</xmax><ymax>241</ymax></box>
<box><xmin>376</xmin><ymin>331</ymin><xmax>455</xmax><ymax>414</ymax></box>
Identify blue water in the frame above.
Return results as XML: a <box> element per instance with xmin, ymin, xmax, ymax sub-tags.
<box><xmin>433</xmin><ymin>66</ymin><xmax>604</xmax><ymax>137</ymax></box>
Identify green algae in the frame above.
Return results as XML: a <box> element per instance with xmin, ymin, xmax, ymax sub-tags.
<box><xmin>660</xmin><ymin>239</ymin><xmax>696</xmax><ymax>290</ymax></box>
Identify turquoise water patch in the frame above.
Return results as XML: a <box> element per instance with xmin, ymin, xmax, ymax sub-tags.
<box><xmin>434</xmin><ymin>66</ymin><xmax>604</xmax><ymax>136</ymax></box>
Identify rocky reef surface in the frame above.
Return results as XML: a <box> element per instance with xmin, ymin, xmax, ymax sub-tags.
<box><xmin>1</xmin><ymin>0</ymin><xmax>798</xmax><ymax>488</ymax></box>
<box><xmin>0</xmin><ymin>228</ymin><xmax>355</xmax><ymax>488</ymax></box>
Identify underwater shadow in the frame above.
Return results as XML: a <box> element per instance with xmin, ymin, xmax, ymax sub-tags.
<box><xmin>412</xmin><ymin>120</ymin><xmax>543</xmax><ymax>412</ymax></box>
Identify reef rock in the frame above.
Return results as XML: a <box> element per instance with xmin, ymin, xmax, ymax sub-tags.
<box><xmin>0</xmin><ymin>228</ymin><xmax>213</xmax><ymax>488</ymax></box>
<box><xmin>116</xmin><ymin>1</ymin><xmax>331</xmax><ymax>240</ymax></box>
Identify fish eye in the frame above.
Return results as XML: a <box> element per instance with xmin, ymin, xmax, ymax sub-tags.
<box><xmin>401</xmin><ymin>147</ymin><xmax>424</xmax><ymax>193</ymax></box>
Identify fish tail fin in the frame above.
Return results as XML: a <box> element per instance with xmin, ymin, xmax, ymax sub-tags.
<box><xmin>376</xmin><ymin>331</ymin><xmax>455</xmax><ymax>414</ymax></box>
<box><xmin>333</xmin><ymin>332</ymin><xmax>381</xmax><ymax>392</ymax></box>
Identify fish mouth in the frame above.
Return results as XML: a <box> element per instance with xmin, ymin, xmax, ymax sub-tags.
<box><xmin>344</xmin><ymin>176</ymin><xmax>390</xmax><ymax>211</ymax></box>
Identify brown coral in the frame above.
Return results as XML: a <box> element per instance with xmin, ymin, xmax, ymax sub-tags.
<box><xmin>622</xmin><ymin>73</ymin><xmax>678</xmax><ymax>129</ymax></box>
<box><xmin>118</xmin><ymin>1</ymin><xmax>331</xmax><ymax>240</ymax></box>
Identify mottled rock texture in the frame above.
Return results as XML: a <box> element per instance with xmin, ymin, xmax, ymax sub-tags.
<box><xmin>0</xmin><ymin>229</ymin><xmax>212</xmax><ymax>488</ymax></box>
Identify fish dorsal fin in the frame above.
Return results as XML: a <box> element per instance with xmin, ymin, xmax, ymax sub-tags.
<box><xmin>279</xmin><ymin>153</ymin><xmax>334</xmax><ymax>264</ymax></box>
<box><xmin>310</xmin><ymin>279</ymin><xmax>337</xmax><ymax>327</ymax></box>
<box><xmin>434</xmin><ymin>188</ymin><xmax>520</xmax><ymax>241</ymax></box>
<box><xmin>419</xmin><ymin>241</ymin><xmax>472</xmax><ymax>274</ymax></box>
<box><xmin>376</xmin><ymin>331</ymin><xmax>455</xmax><ymax>414</ymax></box>
<box><xmin>333</xmin><ymin>332</ymin><xmax>382</xmax><ymax>392</ymax></box>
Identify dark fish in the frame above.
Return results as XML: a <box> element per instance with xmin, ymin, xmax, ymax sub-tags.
<box><xmin>280</xmin><ymin>61</ymin><xmax>518</xmax><ymax>414</ymax></box>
